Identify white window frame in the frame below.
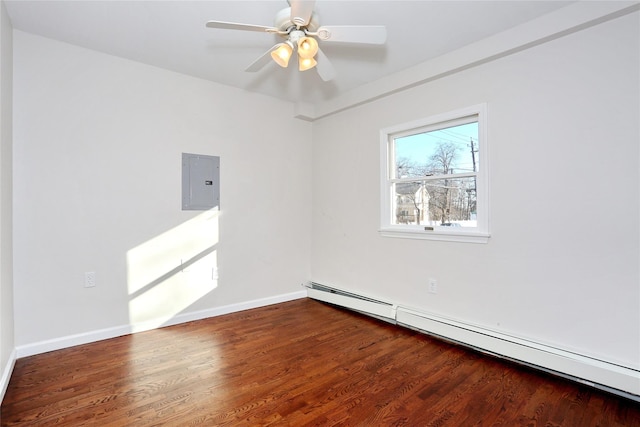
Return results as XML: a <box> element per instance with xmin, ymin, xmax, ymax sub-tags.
<box><xmin>379</xmin><ymin>104</ymin><xmax>490</xmax><ymax>243</ymax></box>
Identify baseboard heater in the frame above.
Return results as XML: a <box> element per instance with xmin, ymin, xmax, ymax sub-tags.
<box><xmin>305</xmin><ymin>282</ymin><xmax>640</xmax><ymax>402</ymax></box>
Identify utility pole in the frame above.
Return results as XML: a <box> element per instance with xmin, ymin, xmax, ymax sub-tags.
<box><xmin>469</xmin><ymin>137</ymin><xmax>478</xmax><ymax>220</ymax></box>
<box><xmin>469</xmin><ymin>137</ymin><xmax>477</xmax><ymax>173</ymax></box>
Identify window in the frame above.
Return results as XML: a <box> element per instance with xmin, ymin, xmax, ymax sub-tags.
<box><xmin>380</xmin><ymin>104</ymin><xmax>489</xmax><ymax>243</ymax></box>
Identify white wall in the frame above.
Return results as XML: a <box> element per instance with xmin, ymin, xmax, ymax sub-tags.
<box><xmin>13</xmin><ymin>31</ymin><xmax>312</xmax><ymax>348</ymax></box>
<box><xmin>0</xmin><ymin>0</ymin><xmax>14</xmax><ymax>397</ymax></box>
<box><xmin>311</xmin><ymin>12</ymin><xmax>640</xmax><ymax>370</ymax></box>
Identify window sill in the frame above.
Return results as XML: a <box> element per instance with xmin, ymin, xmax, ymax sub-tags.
<box><xmin>379</xmin><ymin>227</ymin><xmax>490</xmax><ymax>244</ymax></box>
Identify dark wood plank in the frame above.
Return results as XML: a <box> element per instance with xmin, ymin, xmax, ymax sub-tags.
<box><xmin>2</xmin><ymin>299</ymin><xmax>639</xmax><ymax>426</ymax></box>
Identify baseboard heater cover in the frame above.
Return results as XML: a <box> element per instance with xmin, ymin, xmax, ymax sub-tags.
<box><xmin>306</xmin><ymin>282</ymin><xmax>640</xmax><ymax>402</ymax></box>
<box><xmin>305</xmin><ymin>282</ymin><xmax>397</xmax><ymax>322</ymax></box>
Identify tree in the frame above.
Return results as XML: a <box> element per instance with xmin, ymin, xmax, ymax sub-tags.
<box><xmin>426</xmin><ymin>142</ymin><xmax>458</xmax><ymax>223</ymax></box>
<box><xmin>428</xmin><ymin>142</ymin><xmax>458</xmax><ymax>175</ymax></box>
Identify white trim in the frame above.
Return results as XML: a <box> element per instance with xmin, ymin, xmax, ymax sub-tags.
<box><xmin>0</xmin><ymin>348</ymin><xmax>16</xmax><ymax>403</ymax></box>
<box><xmin>379</xmin><ymin>228</ymin><xmax>490</xmax><ymax>244</ymax></box>
<box><xmin>15</xmin><ymin>290</ymin><xmax>306</xmax><ymax>358</ymax></box>
<box><xmin>306</xmin><ymin>283</ymin><xmax>640</xmax><ymax>401</ymax></box>
<box><xmin>380</xmin><ymin>105</ymin><xmax>484</xmax><ymax>137</ymax></box>
<box><xmin>380</xmin><ymin>104</ymin><xmax>489</xmax><ymax>243</ymax></box>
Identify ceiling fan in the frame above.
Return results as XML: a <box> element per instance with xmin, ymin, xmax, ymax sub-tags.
<box><xmin>205</xmin><ymin>0</ymin><xmax>387</xmax><ymax>82</ymax></box>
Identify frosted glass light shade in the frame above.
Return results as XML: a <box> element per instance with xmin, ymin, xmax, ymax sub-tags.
<box><xmin>297</xmin><ymin>37</ymin><xmax>318</xmax><ymax>59</ymax></box>
<box><xmin>299</xmin><ymin>56</ymin><xmax>317</xmax><ymax>71</ymax></box>
<box><xmin>271</xmin><ymin>42</ymin><xmax>293</xmax><ymax>67</ymax></box>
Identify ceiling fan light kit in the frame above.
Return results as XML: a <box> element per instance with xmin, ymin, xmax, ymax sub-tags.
<box><xmin>205</xmin><ymin>0</ymin><xmax>387</xmax><ymax>82</ymax></box>
<box><xmin>273</xmin><ymin>30</ymin><xmax>319</xmax><ymax>71</ymax></box>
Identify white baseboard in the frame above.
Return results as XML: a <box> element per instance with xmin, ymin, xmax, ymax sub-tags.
<box><xmin>0</xmin><ymin>349</ymin><xmax>18</xmax><ymax>402</ymax></box>
<box><xmin>15</xmin><ymin>290</ymin><xmax>306</xmax><ymax>359</ymax></box>
<box><xmin>0</xmin><ymin>348</ymin><xmax>16</xmax><ymax>403</ymax></box>
<box><xmin>306</xmin><ymin>282</ymin><xmax>640</xmax><ymax>402</ymax></box>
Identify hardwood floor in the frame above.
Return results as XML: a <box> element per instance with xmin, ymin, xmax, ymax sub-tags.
<box><xmin>2</xmin><ymin>298</ymin><xmax>639</xmax><ymax>426</ymax></box>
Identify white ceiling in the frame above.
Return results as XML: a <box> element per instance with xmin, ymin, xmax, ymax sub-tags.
<box><xmin>5</xmin><ymin>1</ymin><xmax>574</xmax><ymax>104</ymax></box>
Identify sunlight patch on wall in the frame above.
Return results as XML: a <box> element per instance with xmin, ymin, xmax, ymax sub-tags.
<box><xmin>127</xmin><ymin>209</ymin><xmax>219</xmax><ymax>332</ymax></box>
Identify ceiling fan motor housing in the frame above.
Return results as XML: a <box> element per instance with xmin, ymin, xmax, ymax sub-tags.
<box><xmin>275</xmin><ymin>7</ymin><xmax>320</xmax><ymax>34</ymax></box>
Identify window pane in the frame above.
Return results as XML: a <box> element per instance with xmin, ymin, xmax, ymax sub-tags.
<box><xmin>393</xmin><ymin>182</ymin><xmax>425</xmax><ymax>225</ymax></box>
<box><xmin>392</xmin><ymin>177</ymin><xmax>477</xmax><ymax>226</ymax></box>
<box><xmin>394</xmin><ymin>122</ymin><xmax>479</xmax><ymax>178</ymax></box>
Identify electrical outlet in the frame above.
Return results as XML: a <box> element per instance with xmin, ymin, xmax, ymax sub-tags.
<box><xmin>428</xmin><ymin>278</ymin><xmax>438</xmax><ymax>294</ymax></box>
<box><xmin>84</xmin><ymin>271</ymin><xmax>96</xmax><ymax>288</ymax></box>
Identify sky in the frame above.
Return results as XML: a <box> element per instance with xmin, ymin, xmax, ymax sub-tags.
<box><xmin>395</xmin><ymin>122</ymin><xmax>478</xmax><ymax>176</ymax></box>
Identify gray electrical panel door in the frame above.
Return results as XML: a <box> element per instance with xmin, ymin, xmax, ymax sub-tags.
<box><xmin>182</xmin><ymin>153</ymin><xmax>220</xmax><ymax>210</ymax></box>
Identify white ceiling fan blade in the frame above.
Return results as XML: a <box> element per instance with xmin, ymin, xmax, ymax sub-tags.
<box><xmin>245</xmin><ymin>46</ymin><xmax>276</xmax><ymax>72</ymax></box>
<box><xmin>315</xmin><ymin>47</ymin><xmax>336</xmax><ymax>82</ymax></box>
<box><xmin>290</xmin><ymin>0</ymin><xmax>315</xmax><ymax>27</ymax></box>
<box><xmin>206</xmin><ymin>20</ymin><xmax>277</xmax><ymax>33</ymax></box>
<box><xmin>316</xmin><ymin>26</ymin><xmax>387</xmax><ymax>44</ymax></box>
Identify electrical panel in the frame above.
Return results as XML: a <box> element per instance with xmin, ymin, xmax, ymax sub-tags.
<box><xmin>182</xmin><ymin>153</ymin><xmax>220</xmax><ymax>210</ymax></box>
